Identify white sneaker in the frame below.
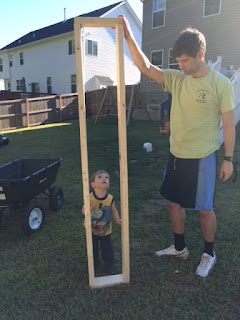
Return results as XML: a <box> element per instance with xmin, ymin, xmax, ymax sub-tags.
<box><xmin>155</xmin><ymin>244</ymin><xmax>189</xmax><ymax>260</ymax></box>
<box><xmin>195</xmin><ymin>252</ymin><xmax>216</xmax><ymax>278</ymax></box>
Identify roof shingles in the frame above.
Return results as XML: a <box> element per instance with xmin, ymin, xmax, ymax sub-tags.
<box><xmin>1</xmin><ymin>2</ymin><xmax>123</xmax><ymax>50</ymax></box>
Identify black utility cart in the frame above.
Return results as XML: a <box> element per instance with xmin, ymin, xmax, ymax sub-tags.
<box><xmin>0</xmin><ymin>158</ymin><xmax>64</xmax><ymax>235</ymax></box>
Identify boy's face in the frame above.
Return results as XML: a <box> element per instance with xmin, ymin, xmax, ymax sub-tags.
<box><xmin>91</xmin><ymin>172</ymin><xmax>110</xmax><ymax>191</ymax></box>
<box><xmin>176</xmin><ymin>51</ymin><xmax>203</xmax><ymax>75</ymax></box>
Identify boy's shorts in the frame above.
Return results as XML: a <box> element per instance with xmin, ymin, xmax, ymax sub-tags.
<box><xmin>159</xmin><ymin>152</ymin><xmax>216</xmax><ymax>210</ymax></box>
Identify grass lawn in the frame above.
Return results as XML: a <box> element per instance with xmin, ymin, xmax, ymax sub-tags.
<box><xmin>0</xmin><ymin>118</ymin><xmax>239</xmax><ymax>320</ymax></box>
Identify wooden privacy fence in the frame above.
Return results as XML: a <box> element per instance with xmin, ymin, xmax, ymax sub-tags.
<box><xmin>0</xmin><ymin>91</ymin><xmax>55</xmax><ymax>101</ymax></box>
<box><xmin>0</xmin><ymin>93</ymin><xmax>79</xmax><ymax>131</ymax></box>
<box><xmin>0</xmin><ymin>85</ymin><xmax>152</xmax><ymax>131</ymax></box>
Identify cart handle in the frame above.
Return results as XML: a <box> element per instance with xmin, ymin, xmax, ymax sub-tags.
<box><xmin>30</xmin><ymin>158</ymin><xmax>63</xmax><ymax>181</ymax></box>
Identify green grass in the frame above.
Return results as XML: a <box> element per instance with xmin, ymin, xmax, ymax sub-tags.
<box><xmin>0</xmin><ymin>118</ymin><xmax>239</xmax><ymax>320</ymax></box>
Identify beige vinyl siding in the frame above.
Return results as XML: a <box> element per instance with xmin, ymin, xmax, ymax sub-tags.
<box><xmin>141</xmin><ymin>0</ymin><xmax>240</xmax><ymax>93</ymax></box>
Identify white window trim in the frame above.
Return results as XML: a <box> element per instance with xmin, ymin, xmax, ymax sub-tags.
<box><xmin>71</xmin><ymin>74</ymin><xmax>77</xmax><ymax>93</ymax></box>
<box><xmin>16</xmin><ymin>79</ymin><xmax>23</xmax><ymax>91</ymax></box>
<box><xmin>47</xmin><ymin>77</ymin><xmax>52</xmax><ymax>94</ymax></box>
<box><xmin>152</xmin><ymin>0</ymin><xmax>166</xmax><ymax>29</ymax></box>
<box><xmin>150</xmin><ymin>49</ymin><xmax>164</xmax><ymax>82</ymax></box>
<box><xmin>168</xmin><ymin>48</ymin><xmax>179</xmax><ymax>69</ymax></box>
<box><xmin>87</xmin><ymin>39</ymin><xmax>98</xmax><ymax>56</ymax></box>
<box><xmin>20</xmin><ymin>52</ymin><xmax>24</xmax><ymax>65</ymax></box>
<box><xmin>68</xmin><ymin>40</ymin><xmax>75</xmax><ymax>55</ymax></box>
<box><xmin>203</xmin><ymin>0</ymin><xmax>222</xmax><ymax>18</ymax></box>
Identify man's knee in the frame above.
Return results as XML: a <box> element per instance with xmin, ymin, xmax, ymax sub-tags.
<box><xmin>198</xmin><ymin>209</ymin><xmax>215</xmax><ymax>217</ymax></box>
<box><xmin>167</xmin><ymin>201</ymin><xmax>181</xmax><ymax>210</ymax></box>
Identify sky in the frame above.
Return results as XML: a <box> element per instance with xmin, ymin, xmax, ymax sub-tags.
<box><xmin>0</xmin><ymin>0</ymin><xmax>143</xmax><ymax>50</ymax></box>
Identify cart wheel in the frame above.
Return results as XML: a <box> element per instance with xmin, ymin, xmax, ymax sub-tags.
<box><xmin>49</xmin><ymin>186</ymin><xmax>64</xmax><ymax>211</ymax></box>
<box><xmin>22</xmin><ymin>202</ymin><xmax>45</xmax><ymax>236</ymax></box>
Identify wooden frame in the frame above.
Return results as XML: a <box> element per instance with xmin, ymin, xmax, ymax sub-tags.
<box><xmin>74</xmin><ymin>17</ymin><xmax>130</xmax><ymax>288</ymax></box>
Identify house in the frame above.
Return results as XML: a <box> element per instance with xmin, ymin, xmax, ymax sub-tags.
<box><xmin>0</xmin><ymin>1</ymin><xmax>142</xmax><ymax>94</ymax></box>
<box><xmin>140</xmin><ymin>0</ymin><xmax>240</xmax><ymax>98</ymax></box>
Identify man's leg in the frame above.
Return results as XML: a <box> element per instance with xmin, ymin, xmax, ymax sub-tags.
<box><xmin>195</xmin><ymin>209</ymin><xmax>217</xmax><ymax>277</ymax></box>
<box><xmin>199</xmin><ymin>209</ymin><xmax>216</xmax><ymax>243</ymax></box>
<box><xmin>168</xmin><ymin>201</ymin><xmax>185</xmax><ymax>234</ymax></box>
<box><xmin>155</xmin><ymin>201</ymin><xmax>189</xmax><ymax>259</ymax></box>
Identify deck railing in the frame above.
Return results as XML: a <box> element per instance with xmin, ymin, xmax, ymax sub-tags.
<box><xmin>212</xmin><ymin>59</ymin><xmax>240</xmax><ymax>145</ymax></box>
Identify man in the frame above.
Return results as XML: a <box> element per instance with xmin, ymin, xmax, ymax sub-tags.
<box><xmin>120</xmin><ymin>16</ymin><xmax>235</xmax><ymax>277</ymax></box>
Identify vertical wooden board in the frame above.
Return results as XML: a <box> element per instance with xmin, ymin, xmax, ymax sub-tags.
<box><xmin>26</xmin><ymin>99</ymin><xmax>29</xmax><ymax>127</ymax></box>
<box><xmin>115</xmin><ymin>23</ymin><xmax>130</xmax><ymax>283</ymax></box>
<box><xmin>59</xmin><ymin>95</ymin><xmax>62</xmax><ymax>122</ymax></box>
<box><xmin>74</xmin><ymin>20</ymin><xmax>95</xmax><ymax>287</ymax></box>
<box><xmin>94</xmin><ymin>87</ymin><xmax>109</xmax><ymax>125</ymax></box>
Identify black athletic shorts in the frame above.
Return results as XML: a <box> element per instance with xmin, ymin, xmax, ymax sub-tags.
<box><xmin>159</xmin><ymin>152</ymin><xmax>216</xmax><ymax>210</ymax></box>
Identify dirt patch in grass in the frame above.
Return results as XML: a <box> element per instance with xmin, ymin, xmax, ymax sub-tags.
<box><xmin>141</xmin><ymin>199</ymin><xmax>168</xmax><ymax>214</ymax></box>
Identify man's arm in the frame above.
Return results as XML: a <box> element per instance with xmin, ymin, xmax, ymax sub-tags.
<box><xmin>120</xmin><ymin>15</ymin><xmax>165</xmax><ymax>85</ymax></box>
<box><xmin>219</xmin><ymin>109</ymin><xmax>235</xmax><ymax>182</ymax></box>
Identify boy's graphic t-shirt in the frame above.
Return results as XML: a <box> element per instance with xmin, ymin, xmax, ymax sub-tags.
<box><xmin>90</xmin><ymin>192</ymin><xmax>113</xmax><ymax>236</ymax></box>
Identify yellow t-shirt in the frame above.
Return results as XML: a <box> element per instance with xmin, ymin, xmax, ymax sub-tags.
<box><xmin>89</xmin><ymin>192</ymin><xmax>113</xmax><ymax>236</ymax></box>
<box><xmin>163</xmin><ymin>68</ymin><xmax>235</xmax><ymax>158</ymax></box>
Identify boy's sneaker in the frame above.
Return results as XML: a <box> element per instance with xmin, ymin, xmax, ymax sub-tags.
<box><xmin>195</xmin><ymin>252</ymin><xmax>216</xmax><ymax>278</ymax></box>
<box><xmin>155</xmin><ymin>244</ymin><xmax>189</xmax><ymax>260</ymax></box>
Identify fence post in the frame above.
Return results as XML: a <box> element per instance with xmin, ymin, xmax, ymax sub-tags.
<box><xmin>59</xmin><ymin>95</ymin><xmax>62</xmax><ymax>122</ymax></box>
<box><xmin>94</xmin><ymin>87</ymin><xmax>109</xmax><ymax>125</ymax></box>
<box><xmin>26</xmin><ymin>98</ymin><xmax>30</xmax><ymax>127</ymax></box>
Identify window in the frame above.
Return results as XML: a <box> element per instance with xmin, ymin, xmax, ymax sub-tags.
<box><xmin>0</xmin><ymin>58</ymin><xmax>2</xmax><ymax>72</ymax></box>
<box><xmin>68</xmin><ymin>40</ymin><xmax>75</xmax><ymax>55</ymax></box>
<box><xmin>16</xmin><ymin>79</ymin><xmax>23</xmax><ymax>91</ymax></box>
<box><xmin>31</xmin><ymin>82</ymin><xmax>40</xmax><ymax>93</ymax></box>
<box><xmin>168</xmin><ymin>49</ymin><xmax>179</xmax><ymax>69</ymax></box>
<box><xmin>150</xmin><ymin>50</ymin><xmax>163</xmax><ymax>82</ymax></box>
<box><xmin>153</xmin><ymin>0</ymin><xmax>166</xmax><ymax>28</ymax></box>
<box><xmin>20</xmin><ymin>52</ymin><xmax>24</xmax><ymax>65</ymax></box>
<box><xmin>204</xmin><ymin>0</ymin><xmax>222</xmax><ymax>17</ymax></box>
<box><xmin>47</xmin><ymin>77</ymin><xmax>52</xmax><ymax>94</ymax></box>
<box><xmin>151</xmin><ymin>50</ymin><xmax>163</xmax><ymax>68</ymax></box>
<box><xmin>87</xmin><ymin>40</ymin><xmax>98</xmax><ymax>56</ymax></box>
<box><xmin>9</xmin><ymin>55</ymin><xmax>12</xmax><ymax>67</ymax></box>
<box><xmin>71</xmin><ymin>74</ymin><xmax>77</xmax><ymax>93</ymax></box>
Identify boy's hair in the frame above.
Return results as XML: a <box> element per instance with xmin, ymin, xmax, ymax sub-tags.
<box><xmin>90</xmin><ymin>170</ymin><xmax>110</xmax><ymax>189</ymax></box>
<box><xmin>172</xmin><ymin>27</ymin><xmax>206</xmax><ymax>59</ymax></box>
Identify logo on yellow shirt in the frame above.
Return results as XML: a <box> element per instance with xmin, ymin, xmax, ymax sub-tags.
<box><xmin>196</xmin><ymin>89</ymin><xmax>209</xmax><ymax>104</ymax></box>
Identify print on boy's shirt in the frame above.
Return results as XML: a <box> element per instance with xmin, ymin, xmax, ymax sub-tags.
<box><xmin>91</xmin><ymin>202</ymin><xmax>111</xmax><ymax>234</ymax></box>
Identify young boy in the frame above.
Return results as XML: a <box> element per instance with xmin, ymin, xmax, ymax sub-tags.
<box><xmin>81</xmin><ymin>170</ymin><xmax>121</xmax><ymax>275</ymax></box>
